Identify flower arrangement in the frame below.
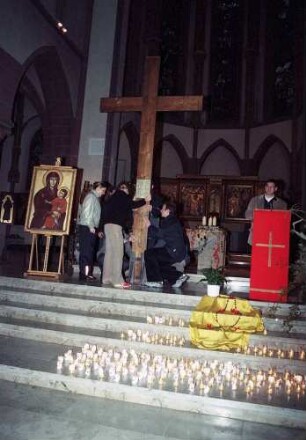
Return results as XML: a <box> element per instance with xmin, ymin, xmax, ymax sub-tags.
<box><xmin>200</xmin><ymin>267</ymin><xmax>227</xmax><ymax>286</ymax></box>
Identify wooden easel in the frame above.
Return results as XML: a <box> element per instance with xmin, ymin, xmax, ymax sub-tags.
<box><xmin>25</xmin><ymin>233</ymin><xmax>65</xmax><ymax>280</ymax></box>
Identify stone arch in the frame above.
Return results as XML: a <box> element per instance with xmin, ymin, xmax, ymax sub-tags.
<box><xmin>254</xmin><ymin>135</ymin><xmax>291</xmax><ymax>196</ymax></box>
<box><xmin>20</xmin><ymin>46</ymin><xmax>74</xmax><ymax>165</ymax></box>
<box><xmin>19</xmin><ymin>76</ymin><xmax>45</xmax><ymax>120</ymax></box>
<box><xmin>253</xmin><ymin>135</ymin><xmax>290</xmax><ymax>171</ymax></box>
<box><xmin>118</xmin><ymin>121</ymin><xmax>139</xmax><ymax>182</ymax></box>
<box><xmin>199</xmin><ymin>138</ymin><xmax>241</xmax><ymax>175</ymax></box>
<box><xmin>154</xmin><ymin>134</ymin><xmax>189</xmax><ymax>178</ymax></box>
<box><xmin>0</xmin><ymin>47</ymin><xmax>23</xmax><ymax>136</ymax></box>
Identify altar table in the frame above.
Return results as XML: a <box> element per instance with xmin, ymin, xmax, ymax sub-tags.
<box><xmin>186</xmin><ymin>227</ymin><xmax>226</xmax><ymax>272</ymax></box>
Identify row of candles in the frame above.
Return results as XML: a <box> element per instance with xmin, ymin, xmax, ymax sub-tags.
<box><xmin>146</xmin><ymin>315</ymin><xmax>306</xmax><ymax>361</ymax></box>
<box><xmin>236</xmin><ymin>345</ymin><xmax>305</xmax><ymax>360</ymax></box>
<box><xmin>56</xmin><ymin>344</ymin><xmax>306</xmax><ymax>402</ymax></box>
<box><xmin>123</xmin><ymin>327</ymin><xmax>306</xmax><ymax>360</ymax></box>
<box><xmin>147</xmin><ymin>315</ymin><xmax>186</xmax><ymax>327</ymax></box>
<box><xmin>201</xmin><ymin>215</ymin><xmax>218</xmax><ymax>227</ymax></box>
<box><xmin>121</xmin><ymin>329</ymin><xmax>186</xmax><ymax>347</ymax></box>
<box><xmin>147</xmin><ymin>314</ymin><xmax>299</xmax><ymax>327</ymax></box>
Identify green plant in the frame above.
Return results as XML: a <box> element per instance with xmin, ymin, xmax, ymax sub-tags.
<box><xmin>200</xmin><ymin>267</ymin><xmax>227</xmax><ymax>286</ymax></box>
<box><xmin>282</xmin><ymin>304</ymin><xmax>303</xmax><ymax>334</ymax></box>
<box><xmin>290</xmin><ymin>206</ymin><xmax>306</xmax><ymax>302</ymax></box>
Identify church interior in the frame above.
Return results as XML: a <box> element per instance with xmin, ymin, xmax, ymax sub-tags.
<box><xmin>0</xmin><ymin>1</ymin><xmax>306</xmax><ymax>439</ymax></box>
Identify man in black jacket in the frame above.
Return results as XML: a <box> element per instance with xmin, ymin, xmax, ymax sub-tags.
<box><xmin>101</xmin><ymin>182</ymin><xmax>150</xmax><ymax>288</ymax></box>
<box><xmin>144</xmin><ymin>201</ymin><xmax>189</xmax><ymax>288</ymax></box>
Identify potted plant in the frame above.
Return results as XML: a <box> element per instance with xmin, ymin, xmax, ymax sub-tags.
<box><xmin>200</xmin><ymin>267</ymin><xmax>227</xmax><ymax>297</ymax></box>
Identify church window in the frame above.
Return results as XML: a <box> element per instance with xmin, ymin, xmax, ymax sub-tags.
<box><xmin>159</xmin><ymin>0</ymin><xmax>187</xmax><ymax>96</ymax></box>
<box><xmin>209</xmin><ymin>0</ymin><xmax>243</xmax><ymax>122</ymax></box>
<box><xmin>266</xmin><ymin>0</ymin><xmax>294</xmax><ymax>118</ymax></box>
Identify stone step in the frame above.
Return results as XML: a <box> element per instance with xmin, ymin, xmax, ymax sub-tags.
<box><xmin>7</xmin><ymin>381</ymin><xmax>302</xmax><ymax>440</ymax></box>
<box><xmin>227</xmin><ymin>253</ymin><xmax>251</xmax><ymax>265</ymax></box>
<box><xmin>0</xmin><ymin>276</ymin><xmax>304</xmax><ymax>317</ymax></box>
<box><xmin>1</xmin><ymin>364</ymin><xmax>304</xmax><ymax>429</ymax></box>
<box><xmin>1</xmin><ymin>302</ymin><xmax>306</xmax><ymax>350</ymax></box>
<box><xmin>0</xmin><ymin>336</ymin><xmax>305</xmax><ymax>429</ymax></box>
<box><xmin>0</xmin><ymin>276</ymin><xmax>305</xmax><ymax>429</ymax></box>
<box><xmin>225</xmin><ymin>255</ymin><xmax>251</xmax><ymax>277</ymax></box>
<box><xmin>0</xmin><ymin>290</ymin><xmax>306</xmax><ymax>335</ymax></box>
<box><xmin>0</xmin><ymin>323</ymin><xmax>305</xmax><ymax>373</ymax></box>
<box><xmin>1</xmin><ymin>308</ymin><xmax>306</xmax><ymax>378</ymax></box>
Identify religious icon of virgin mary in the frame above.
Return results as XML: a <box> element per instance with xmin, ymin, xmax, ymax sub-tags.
<box><xmin>30</xmin><ymin>170</ymin><xmax>62</xmax><ymax>228</ymax></box>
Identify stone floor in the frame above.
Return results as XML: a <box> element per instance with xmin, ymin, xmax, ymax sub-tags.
<box><xmin>0</xmin><ymin>250</ymin><xmax>305</xmax><ymax>440</ymax></box>
<box><xmin>2</xmin><ymin>380</ymin><xmax>305</xmax><ymax>440</ymax></box>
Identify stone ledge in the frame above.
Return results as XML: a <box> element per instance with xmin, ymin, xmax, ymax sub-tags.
<box><xmin>0</xmin><ymin>364</ymin><xmax>304</xmax><ymax>429</ymax></box>
<box><xmin>0</xmin><ymin>324</ymin><xmax>305</xmax><ymax>373</ymax></box>
<box><xmin>0</xmin><ymin>291</ymin><xmax>305</xmax><ymax>333</ymax></box>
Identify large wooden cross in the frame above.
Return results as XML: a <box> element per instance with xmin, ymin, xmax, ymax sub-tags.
<box><xmin>100</xmin><ymin>56</ymin><xmax>203</xmax><ymax>283</ymax></box>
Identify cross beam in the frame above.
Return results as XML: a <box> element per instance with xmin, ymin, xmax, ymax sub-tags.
<box><xmin>100</xmin><ymin>56</ymin><xmax>203</xmax><ymax>283</ymax></box>
<box><xmin>255</xmin><ymin>232</ymin><xmax>285</xmax><ymax>268</ymax></box>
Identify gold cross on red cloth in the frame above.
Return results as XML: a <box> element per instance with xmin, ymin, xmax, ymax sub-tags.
<box><xmin>255</xmin><ymin>231</ymin><xmax>285</xmax><ymax>268</ymax></box>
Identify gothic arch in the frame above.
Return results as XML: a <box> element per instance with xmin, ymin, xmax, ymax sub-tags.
<box><xmin>19</xmin><ymin>76</ymin><xmax>45</xmax><ymax>120</ymax></box>
<box><xmin>199</xmin><ymin>138</ymin><xmax>242</xmax><ymax>174</ymax></box>
<box><xmin>154</xmin><ymin>134</ymin><xmax>189</xmax><ymax>177</ymax></box>
<box><xmin>20</xmin><ymin>46</ymin><xmax>74</xmax><ymax>164</ymax></box>
<box><xmin>0</xmin><ymin>47</ymin><xmax>23</xmax><ymax>128</ymax></box>
<box><xmin>119</xmin><ymin>121</ymin><xmax>139</xmax><ymax>181</ymax></box>
<box><xmin>254</xmin><ymin>135</ymin><xmax>291</xmax><ymax>196</ymax></box>
<box><xmin>253</xmin><ymin>135</ymin><xmax>290</xmax><ymax>172</ymax></box>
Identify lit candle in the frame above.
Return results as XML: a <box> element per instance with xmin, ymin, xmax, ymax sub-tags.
<box><xmin>56</xmin><ymin>362</ymin><xmax>63</xmax><ymax>372</ymax></box>
<box><xmin>68</xmin><ymin>364</ymin><xmax>76</xmax><ymax>374</ymax></box>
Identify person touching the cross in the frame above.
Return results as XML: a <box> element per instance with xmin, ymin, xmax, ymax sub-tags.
<box><xmin>245</xmin><ymin>179</ymin><xmax>287</xmax><ymax>245</ymax></box>
<box><xmin>101</xmin><ymin>181</ymin><xmax>151</xmax><ymax>288</ymax></box>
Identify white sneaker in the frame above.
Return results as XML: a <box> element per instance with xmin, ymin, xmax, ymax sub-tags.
<box><xmin>144</xmin><ymin>281</ymin><xmax>163</xmax><ymax>288</ymax></box>
<box><xmin>172</xmin><ymin>274</ymin><xmax>189</xmax><ymax>288</ymax></box>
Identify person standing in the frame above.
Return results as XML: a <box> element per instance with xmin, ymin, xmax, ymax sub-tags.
<box><xmin>78</xmin><ymin>181</ymin><xmax>108</xmax><ymax>281</ymax></box>
<box><xmin>245</xmin><ymin>179</ymin><xmax>287</xmax><ymax>245</ymax></box>
<box><xmin>101</xmin><ymin>181</ymin><xmax>150</xmax><ymax>288</ymax></box>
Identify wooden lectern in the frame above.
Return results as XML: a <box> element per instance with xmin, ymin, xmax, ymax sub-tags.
<box><xmin>249</xmin><ymin>210</ymin><xmax>291</xmax><ymax>302</ymax></box>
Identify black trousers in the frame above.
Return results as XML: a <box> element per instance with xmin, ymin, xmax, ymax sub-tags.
<box><xmin>79</xmin><ymin>225</ymin><xmax>97</xmax><ymax>275</ymax></box>
<box><xmin>144</xmin><ymin>247</ymin><xmax>181</xmax><ymax>284</ymax></box>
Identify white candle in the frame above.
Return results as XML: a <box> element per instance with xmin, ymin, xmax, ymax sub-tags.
<box><xmin>208</xmin><ymin>216</ymin><xmax>213</xmax><ymax>227</ymax></box>
<box><xmin>202</xmin><ymin>216</ymin><xmax>207</xmax><ymax>226</ymax></box>
<box><xmin>212</xmin><ymin>216</ymin><xmax>217</xmax><ymax>226</ymax></box>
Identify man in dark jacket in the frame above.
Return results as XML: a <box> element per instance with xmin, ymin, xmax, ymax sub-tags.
<box><xmin>101</xmin><ymin>181</ymin><xmax>150</xmax><ymax>288</ymax></box>
<box><xmin>245</xmin><ymin>179</ymin><xmax>287</xmax><ymax>245</ymax></box>
<box><xmin>144</xmin><ymin>201</ymin><xmax>189</xmax><ymax>288</ymax></box>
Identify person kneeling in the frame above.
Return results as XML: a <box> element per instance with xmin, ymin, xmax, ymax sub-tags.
<box><xmin>144</xmin><ymin>202</ymin><xmax>188</xmax><ymax>288</ymax></box>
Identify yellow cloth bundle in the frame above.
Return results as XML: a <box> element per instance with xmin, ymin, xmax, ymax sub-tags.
<box><xmin>189</xmin><ymin>295</ymin><xmax>264</xmax><ymax>351</ymax></box>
